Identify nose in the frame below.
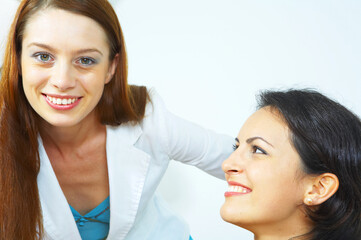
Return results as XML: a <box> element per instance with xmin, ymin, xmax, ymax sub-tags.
<box><xmin>222</xmin><ymin>151</ymin><xmax>244</xmax><ymax>175</ymax></box>
<box><xmin>49</xmin><ymin>60</ymin><xmax>76</xmax><ymax>91</ymax></box>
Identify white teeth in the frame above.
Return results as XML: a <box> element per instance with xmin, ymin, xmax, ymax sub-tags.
<box><xmin>228</xmin><ymin>185</ymin><xmax>250</xmax><ymax>193</ymax></box>
<box><xmin>46</xmin><ymin>95</ymin><xmax>78</xmax><ymax>105</ymax></box>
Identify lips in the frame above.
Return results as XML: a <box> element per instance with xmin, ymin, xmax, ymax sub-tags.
<box><xmin>224</xmin><ymin>181</ymin><xmax>252</xmax><ymax>197</ymax></box>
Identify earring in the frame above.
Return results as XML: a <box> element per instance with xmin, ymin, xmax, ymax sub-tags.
<box><xmin>305</xmin><ymin>198</ymin><xmax>313</xmax><ymax>205</ymax></box>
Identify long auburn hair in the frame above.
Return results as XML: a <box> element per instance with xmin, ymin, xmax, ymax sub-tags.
<box><xmin>0</xmin><ymin>0</ymin><xmax>148</xmax><ymax>239</ymax></box>
<box><xmin>258</xmin><ymin>89</ymin><xmax>361</xmax><ymax>240</ymax></box>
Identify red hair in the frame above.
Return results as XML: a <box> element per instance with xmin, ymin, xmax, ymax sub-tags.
<box><xmin>0</xmin><ymin>0</ymin><xmax>148</xmax><ymax>239</ymax></box>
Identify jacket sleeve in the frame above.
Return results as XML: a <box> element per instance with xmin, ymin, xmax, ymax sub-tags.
<box><xmin>149</xmin><ymin>90</ymin><xmax>235</xmax><ymax>179</ymax></box>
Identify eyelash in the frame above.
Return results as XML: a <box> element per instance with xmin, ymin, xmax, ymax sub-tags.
<box><xmin>232</xmin><ymin>143</ymin><xmax>267</xmax><ymax>155</ymax></box>
<box><xmin>33</xmin><ymin>52</ymin><xmax>54</xmax><ymax>63</ymax></box>
<box><xmin>252</xmin><ymin>145</ymin><xmax>267</xmax><ymax>155</ymax></box>
<box><xmin>232</xmin><ymin>144</ymin><xmax>238</xmax><ymax>151</ymax></box>
<box><xmin>76</xmin><ymin>57</ymin><xmax>97</xmax><ymax>66</ymax></box>
<box><xmin>32</xmin><ymin>53</ymin><xmax>97</xmax><ymax>66</ymax></box>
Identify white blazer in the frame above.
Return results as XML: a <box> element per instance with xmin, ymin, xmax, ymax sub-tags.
<box><xmin>37</xmin><ymin>91</ymin><xmax>234</xmax><ymax>240</ymax></box>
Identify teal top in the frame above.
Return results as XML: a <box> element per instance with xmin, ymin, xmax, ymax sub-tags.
<box><xmin>69</xmin><ymin>196</ymin><xmax>110</xmax><ymax>240</ymax></box>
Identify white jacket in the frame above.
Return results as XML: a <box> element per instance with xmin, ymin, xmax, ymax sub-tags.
<box><xmin>37</xmin><ymin>91</ymin><xmax>234</xmax><ymax>240</ymax></box>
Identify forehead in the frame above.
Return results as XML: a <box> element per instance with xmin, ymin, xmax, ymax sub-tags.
<box><xmin>22</xmin><ymin>8</ymin><xmax>109</xmax><ymax>53</ymax></box>
<box><xmin>239</xmin><ymin>107</ymin><xmax>291</xmax><ymax>147</ymax></box>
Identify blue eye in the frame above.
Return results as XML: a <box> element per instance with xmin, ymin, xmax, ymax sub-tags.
<box><xmin>77</xmin><ymin>57</ymin><xmax>96</xmax><ymax>66</ymax></box>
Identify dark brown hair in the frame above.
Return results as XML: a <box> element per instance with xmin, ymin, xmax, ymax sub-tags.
<box><xmin>258</xmin><ymin>89</ymin><xmax>361</xmax><ymax>240</ymax></box>
<box><xmin>0</xmin><ymin>0</ymin><xmax>148</xmax><ymax>239</ymax></box>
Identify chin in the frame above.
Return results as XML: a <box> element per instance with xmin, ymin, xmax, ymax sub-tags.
<box><xmin>220</xmin><ymin>202</ymin><xmax>242</xmax><ymax>226</ymax></box>
<box><xmin>220</xmin><ymin>201</ymin><xmax>255</xmax><ymax>230</ymax></box>
<box><xmin>39</xmin><ymin>115</ymin><xmax>82</xmax><ymax>128</ymax></box>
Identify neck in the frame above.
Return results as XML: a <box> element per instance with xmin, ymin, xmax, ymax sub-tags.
<box><xmin>254</xmin><ymin>232</ymin><xmax>309</xmax><ymax>240</ymax></box>
<box><xmin>39</xmin><ymin>111</ymin><xmax>105</xmax><ymax>150</ymax></box>
<box><xmin>250</xmin><ymin>210</ymin><xmax>312</xmax><ymax>240</ymax></box>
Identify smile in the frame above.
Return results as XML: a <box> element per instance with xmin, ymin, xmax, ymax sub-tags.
<box><xmin>43</xmin><ymin>94</ymin><xmax>82</xmax><ymax>110</ymax></box>
<box><xmin>224</xmin><ymin>181</ymin><xmax>252</xmax><ymax>197</ymax></box>
<box><xmin>46</xmin><ymin>95</ymin><xmax>78</xmax><ymax>105</ymax></box>
<box><xmin>227</xmin><ymin>185</ymin><xmax>250</xmax><ymax>193</ymax></box>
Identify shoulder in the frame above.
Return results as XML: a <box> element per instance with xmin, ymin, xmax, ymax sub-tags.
<box><xmin>127</xmin><ymin>85</ymin><xmax>166</xmax><ymax>123</ymax></box>
<box><xmin>136</xmin><ymin>89</ymin><xmax>171</xmax><ymax>148</ymax></box>
<box><xmin>143</xmin><ymin>88</ymin><xmax>167</xmax><ymax>117</ymax></box>
<box><xmin>131</xmin><ymin>89</ymin><xmax>171</xmax><ymax>162</ymax></box>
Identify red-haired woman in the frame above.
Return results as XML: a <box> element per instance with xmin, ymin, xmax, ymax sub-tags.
<box><xmin>0</xmin><ymin>0</ymin><xmax>232</xmax><ymax>239</ymax></box>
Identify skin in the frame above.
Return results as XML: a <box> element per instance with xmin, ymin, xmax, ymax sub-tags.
<box><xmin>221</xmin><ymin>107</ymin><xmax>313</xmax><ymax>240</ymax></box>
<box><xmin>21</xmin><ymin>8</ymin><xmax>117</xmax><ymax>215</ymax></box>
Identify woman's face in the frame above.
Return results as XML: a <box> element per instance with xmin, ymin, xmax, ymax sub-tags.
<box><xmin>21</xmin><ymin>8</ymin><xmax>116</xmax><ymax>128</ymax></box>
<box><xmin>221</xmin><ymin>107</ymin><xmax>308</xmax><ymax>232</ymax></box>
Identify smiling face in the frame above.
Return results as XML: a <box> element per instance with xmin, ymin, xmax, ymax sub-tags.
<box><xmin>21</xmin><ymin>8</ymin><xmax>117</xmax><ymax>128</ymax></box>
<box><xmin>221</xmin><ymin>107</ymin><xmax>311</xmax><ymax>235</ymax></box>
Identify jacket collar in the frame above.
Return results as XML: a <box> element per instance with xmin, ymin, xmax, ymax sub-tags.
<box><xmin>37</xmin><ymin>124</ymin><xmax>151</xmax><ymax>240</ymax></box>
<box><xmin>106</xmin><ymin>124</ymin><xmax>150</xmax><ymax>239</ymax></box>
<box><xmin>37</xmin><ymin>137</ymin><xmax>81</xmax><ymax>240</ymax></box>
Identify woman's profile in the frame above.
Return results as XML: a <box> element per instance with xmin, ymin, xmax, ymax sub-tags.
<box><xmin>0</xmin><ymin>0</ymin><xmax>233</xmax><ymax>239</ymax></box>
<box><xmin>221</xmin><ymin>89</ymin><xmax>361</xmax><ymax>240</ymax></box>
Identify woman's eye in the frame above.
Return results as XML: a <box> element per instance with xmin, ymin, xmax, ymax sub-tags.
<box><xmin>34</xmin><ymin>53</ymin><xmax>53</xmax><ymax>63</ymax></box>
<box><xmin>77</xmin><ymin>57</ymin><xmax>96</xmax><ymax>66</ymax></box>
<box><xmin>252</xmin><ymin>145</ymin><xmax>267</xmax><ymax>155</ymax></box>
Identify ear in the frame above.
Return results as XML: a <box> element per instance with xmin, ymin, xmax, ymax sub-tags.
<box><xmin>105</xmin><ymin>54</ymin><xmax>119</xmax><ymax>84</ymax></box>
<box><xmin>303</xmin><ymin>173</ymin><xmax>339</xmax><ymax>206</ymax></box>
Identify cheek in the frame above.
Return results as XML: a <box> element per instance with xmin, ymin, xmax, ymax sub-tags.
<box><xmin>78</xmin><ymin>75</ymin><xmax>106</xmax><ymax>97</ymax></box>
<box><xmin>22</xmin><ymin>62</ymin><xmax>49</xmax><ymax>88</ymax></box>
<box><xmin>251</xmin><ymin>166</ymin><xmax>302</xmax><ymax>216</ymax></box>
<box><xmin>79</xmin><ymin>66</ymin><xmax>109</xmax><ymax>89</ymax></box>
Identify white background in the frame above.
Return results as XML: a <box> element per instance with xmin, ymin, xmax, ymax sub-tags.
<box><xmin>1</xmin><ymin>0</ymin><xmax>360</xmax><ymax>239</ymax></box>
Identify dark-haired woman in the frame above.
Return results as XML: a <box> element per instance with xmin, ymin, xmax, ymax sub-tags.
<box><xmin>221</xmin><ymin>89</ymin><xmax>361</xmax><ymax>240</ymax></box>
<box><xmin>0</xmin><ymin>0</ymin><xmax>232</xmax><ymax>239</ymax></box>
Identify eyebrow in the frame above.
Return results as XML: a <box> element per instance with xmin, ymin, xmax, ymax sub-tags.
<box><xmin>27</xmin><ymin>42</ymin><xmax>56</xmax><ymax>52</ymax></box>
<box><xmin>246</xmin><ymin>137</ymin><xmax>274</xmax><ymax>148</ymax></box>
<box><xmin>235</xmin><ymin>137</ymin><xmax>274</xmax><ymax>148</ymax></box>
<box><xmin>27</xmin><ymin>42</ymin><xmax>103</xmax><ymax>56</ymax></box>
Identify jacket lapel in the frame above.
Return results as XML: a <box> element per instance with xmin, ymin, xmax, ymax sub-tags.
<box><xmin>37</xmin><ymin>123</ymin><xmax>150</xmax><ymax>240</ymax></box>
<box><xmin>37</xmin><ymin>137</ymin><xmax>82</xmax><ymax>240</ymax></box>
<box><xmin>106</xmin><ymin>124</ymin><xmax>151</xmax><ymax>240</ymax></box>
